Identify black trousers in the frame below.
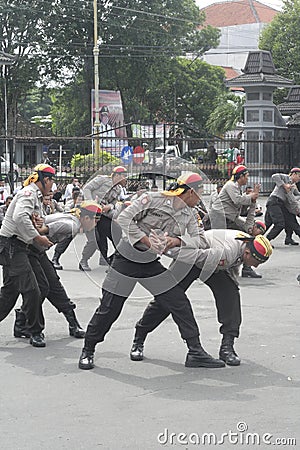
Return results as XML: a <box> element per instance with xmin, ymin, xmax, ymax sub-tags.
<box><xmin>84</xmin><ymin>252</ymin><xmax>200</xmax><ymax>348</ymax></box>
<box><xmin>135</xmin><ymin>263</ymin><xmax>242</xmax><ymax>339</ymax></box>
<box><xmin>95</xmin><ymin>215</ymin><xmax>122</xmax><ymax>262</ymax></box>
<box><xmin>265</xmin><ymin>196</ymin><xmax>297</xmax><ymax>241</ymax></box>
<box><xmin>36</xmin><ymin>252</ymin><xmax>75</xmax><ymax>313</ymax></box>
<box><xmin>0</xmin><ymin>238</ymin><xmax>46</xmax><ymax>334</ymax></box>
<box><xmin>54</xmin><ymin>236</ymin><xmax>73</xmax><ymax>257</ymax></box>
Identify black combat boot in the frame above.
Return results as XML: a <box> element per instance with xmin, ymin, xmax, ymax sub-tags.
<box><xmin>284</xmin><ymin>238</ymin><xmax>299</xmax><ymax>246</ymax></box>
<box><xmin>52</xmin><ymin>253</ymin><xmax>63</xmax><ymax>270</ymax></box>
<box><xmin>63</xmin><ymin>310</ymin><xmax>85</xmax><ymax>338</ymax></box>
<box><xmin>185</xmin><ymin>336</ymin><xmax>225</xmax><ymax>368</ymax></box>
<box><xmin>13</xmin><ymin>309</ymin><xmax>31</xmax><ymax>338</ymax></box>
<box><xmin>79</xmin><ymin>260</ymin><xmax>91</xmax><ymax>271</ymax></box>
<box><xmin>241</xmin><ymin>265</ymin><xmax>262</xmax><ymax>278</ymax></box>
<box><xmin>130</xmin><ymin>331</ymin><xmax>147</xmax><ymax>361</ymax></box>
<box><xmin>78</xmin><ymin>342</ymin><xmax>95</xmax><ymax>370</ymax></box>
<box><xmin>219</xmin><ymin>334</ymin><xmax>241</xmax><ymax>366</ymax></box>
<box><xmin>30</xmin><ymin>333</ymin><xmax>46</xmax><ymax>348</ymax></box>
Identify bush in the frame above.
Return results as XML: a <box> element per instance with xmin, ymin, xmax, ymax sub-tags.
<box><xmin>71</xmin><ymin>151</ymin><xmax>121</xmax><ymax>177</ymax></box>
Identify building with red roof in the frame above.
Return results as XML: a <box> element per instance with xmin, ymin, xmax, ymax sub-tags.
<box><xmin>200</xmin><ymin>0</ymin><xmax>278</xmax><ymax>71</ymax></box>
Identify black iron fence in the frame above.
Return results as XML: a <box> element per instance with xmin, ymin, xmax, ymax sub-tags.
<box><xmin>0</xmin><ymin>132</ymin><xmax>298</xmax><ymax>195</ymax></box>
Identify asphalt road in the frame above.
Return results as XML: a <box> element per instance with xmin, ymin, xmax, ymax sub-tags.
<box><xmin>0</xmin><ymin>216</ymin><xmax>299</xmax><ymax>450</ymax></box>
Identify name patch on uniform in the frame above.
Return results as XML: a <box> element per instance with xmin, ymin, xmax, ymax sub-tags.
<box><xmin>23</xmin><ymin>191</ymin><xmax>32</xmax><ymax>196</ymax></box>
<box><xmin>141</xmin><ymin>195</ymin><xmax>149</xmax><ymax>205</ymax></box>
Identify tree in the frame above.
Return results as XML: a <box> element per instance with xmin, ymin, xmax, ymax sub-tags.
<box><xmin>50</xmin><ymin>0</ymin><xmax>221</xmax><ymax>135</ymax></box>
<box><xmin>206</xmin><ymin>93</ymin><xmax>245</xmax><ymax>136</ymax></box>
<box><xmin>259</xmin><ymin>0</ymin><xmax>300</xmax><ymax>84</ymax></box>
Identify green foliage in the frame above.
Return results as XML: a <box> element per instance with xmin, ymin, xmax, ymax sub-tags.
<box><xmin>71</xmin><ymin>151</ymin><xmax>120</xmax><ymax>175</ymax></box>
<box><xmin>1</xmin><ymin>0</ymin><xmax>222</xmax><ymax>137</ymax></box>
<box><xmin>259</xmin><ymin>0</ymin><xmax>300</xmax><ymax>84</ymax></box>
<box><xmin>206</xmin><ymin>94</ymin><xmax>245</xmax><ymax>135</ymax></box>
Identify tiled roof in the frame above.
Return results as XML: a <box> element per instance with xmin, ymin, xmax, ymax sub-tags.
<box><xmin>222</xmin><ymin>66</ymin><xmax>244</xmax><ymax>91</ymax></box>
<box><xmin>278</xmin><ymin>103</ymin><xmax>300</xmax><ymax>115</ymax></box>
<box><xmin>201</xmin><ymin>0</ymin><xmax>278</xmax><ymax>27</ymax></box>
<box><xmin>226</xmin><ymin>73</ymin><xmax>293</xmax><ymax>87</ymax></box>
<box><xmin>278</xmin><ymin>87</ymin><xmax>300</xmax><ymax>115</ymax></box>
<box><xmin>223</xmin><ymin>66</ymin><xmax>241</xmax><ymax>80</ymax></box>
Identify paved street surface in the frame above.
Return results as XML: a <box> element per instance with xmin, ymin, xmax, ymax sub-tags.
<box><xmin>0</xmin><ymin>209</ymin><xmax>299</xmax><ymax>449</ymax></box>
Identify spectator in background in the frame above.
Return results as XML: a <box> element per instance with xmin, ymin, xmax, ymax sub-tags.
<box><xmin>49</xmin><ymin>190</ymin><xmax>64</xmax><ymax>213</ymax></box>
<box><xmin>0</xmin><ymin>195</ymin><xmax>13</xmax><ymax>227</ymax></box>
<box><xmin>0</xmin><ymin>179</ymin><xmax>9</xmax><ymax>206</ymax></box>
<box><xmin>224</xmin><ymin>143</ymin><xmax>239</xmax><ymax>178</ymax></box>
<box><xmin>42</xmin><ymin>194</ymin><xmax>54</xmax><ymax>215</ymax></box>
<box><xmin>236</xmin><ymin>149</ymin><xmax>245</xmax><ymax>165</ymax></box>
<box><xmin>64</xmin><ymin>186</ymin><xmax>81</xmax><ymax>212</ymax></box>
<box><xmin>205</xmin><ymin>145</ymin><xmax>218</xmax><ymax>164</ymax></box>
<box><xmin>63</xmin><ymin>177</ymin><xmax>81</xmax><ymax>201</ymax></box>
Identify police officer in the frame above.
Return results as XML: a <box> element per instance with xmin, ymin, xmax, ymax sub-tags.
<box><xmin>130</xmin><ymin>230</ymin><xmax>273</xmax><ymax>366</ymax></box>
<box><xmin>82</xmin><ymin>166</ymin><xmax>126</xmax><ymax>267</ymax></box>
<box><xmin>78</xmin><ymin>172</ymin><xmax>225</xmax><ymax>370</ymax></box>
<box><xmin>210</xmin><ymin>164</ymin><xmax>262</xmax><ymax>278</ymax></box>
<box><xmin>13</xmin><ymin>201</ymin><xmax>102</xmax><ymax>340</ymax></box>
<box><xmin>0</xmin><ymin>164</ymin><xmax>55</xmax><ymax>347</ymax></box>
<box><xmin>265</xmin><ymin>168</ymin><xmax>300</xmax><ymax>245</ymax></box>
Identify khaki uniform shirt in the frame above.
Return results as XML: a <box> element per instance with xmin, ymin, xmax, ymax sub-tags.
<box><xmin>210</xmin><ymin>180</ymin><xmax>255</xmax><ymax>231</ymax></box>
<box><xmin>269</xmin><ymin>173</ymin><xmax>300</xmax><ymax>215</ymax></box>
<box><xmin>44</xmin><ymin>213</ymin><xmax>81</xmax><ymax>244</ymax></box>
<box><xmin>117</xmin><ymin>192</ymin><xmax>208</xmax><ymax>252</ymax></box>
<box><xmin>83</xmin><ymin>175</ymin><xmax>122</xmax><ymax>218</ymax></box>
<box><xmin>169</xmin><ymin>229</ymin><xmax>247</xmax><ymax>285</ymax></box>
<box><xmin>0</xmin><ymin>183</ymin><xmax>42</xmax><ymax>244</ymax></box>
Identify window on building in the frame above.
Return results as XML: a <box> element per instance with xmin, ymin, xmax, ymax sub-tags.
<box><xmin>246</xmin><ymin>132</ymin><xmax>259</xmax><ymax>163</ymax></box>
<box><xmin>263</xmin><ymin>92</ymin><xmax>272</xmax><ymax>101</ymax></box>
<box><xmin>263</xmin><ymin>110</ymin><xmax>273</xmax><ymax>122</ymax></box>
<box><xmin>263</xmin><ymin>131</ymin><xmax>273</xmax><ymax>163</ymax></box>
<box><xmin>24</xmin><ymin>145</ymin><xmax>37</xmax><ymax>166</ymax></box>
<box><xmin>247</xmin><ymin>93</ymin><xmax>260</xmax><ymax>101</ymax></box>
<box><xmin>246</xmin><ymin>110</ymin><xmax>259</xmax><ymax>122</ymax></box>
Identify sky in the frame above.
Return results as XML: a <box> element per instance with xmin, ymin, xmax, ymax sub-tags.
<box><xmin>195</xmin><ymin>0</ymin><xmax>283</xmax><ymax>11</ymax></box>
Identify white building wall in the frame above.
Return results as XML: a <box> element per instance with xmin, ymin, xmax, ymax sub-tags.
<box><xmin>203</xmin><ymin>22</ymin><xmax>266</xmax><ymax>70</ymax></box>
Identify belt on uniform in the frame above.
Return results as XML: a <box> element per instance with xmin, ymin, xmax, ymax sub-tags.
<box><xmin>10</xmin><ymin>235</ymin><xmax>31</xmax><ymax>249</ymax></box>
<box><xmin>116</xmin><ymin>239</ymin><xmax>159</xmax><ymax>264</ymax></box>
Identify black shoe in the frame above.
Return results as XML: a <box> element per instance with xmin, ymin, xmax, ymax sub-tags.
<box><xmin>52</xmin><ymin>257</ymin><xmax>63</xmax><ymax>270</ymax></box>
<box><xmin>284</xmin><ymin>239</ymin><xmax>299</xmax><ymax>246</ymax></box>
<box><xmin>69</xmin><ymin>327</ymin><xmax>85</xmax><ymax>338</ymax></box>
<box><xmin>297</xmin><ymin>274</ymin><xmax>300</xmax><ymax>284</ymax></box>
<box><xmin>242</xmin><ymin>267</ymin><xmax>262</xmax><ymax>278</ymax></box>
<box><xmin>130</xmin><ymin>343</ymin><xmax>144</xmax><ymax>361</ymax></box>
<box><xmin>219</xmin><ymin>335</ymin><xmax>241</xmax><ymax>366</ymax></box>
<box><xmin>30</xmin><ymin>333</ymin><xmax>46</xmax><ymax>348</ymax></box>
<box><xmin>14</xmin><ymin>309</ymin><xmax>31</xmax><ymax>338</ymax></box>
<box><xmin>78</xmin><ymin>349</ymin><xmax>94</xmax><ymax>370</ymax></box>
<box><xmin>79</xmin><ymin>261</ymin><xmax>91</xmax><ymax>271</ymax></box>
<box><xmin>185</xmin><ymin>350</ymin><xmax>225</xmax><ymax>368</ymax></box>
<box><xmin>63</xmin><ymin>310</ymin><xmax>85</xmax><ymax>338</ymax></box>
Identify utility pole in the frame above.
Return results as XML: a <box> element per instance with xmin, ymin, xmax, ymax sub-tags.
<box><xmin>93</xmin><ymin>0</ymin><xmax>101</xmax><ymax>157</ymax></box>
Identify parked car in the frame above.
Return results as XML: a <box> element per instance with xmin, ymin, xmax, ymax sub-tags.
<box><xmin>0</xmin><ymin>156</ymin><xmax>20</xmax><ymax>181</ymax></box>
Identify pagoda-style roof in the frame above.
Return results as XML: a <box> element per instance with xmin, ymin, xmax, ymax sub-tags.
<box><xmin>278</xmin><ymin>86</ymin><xmax>300</xmax><ymax>116</ymax></box>
<box><xmin>226</xmin><ymin>51</ymin><xmax>293</xmax><ymax>88</ymax></box>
